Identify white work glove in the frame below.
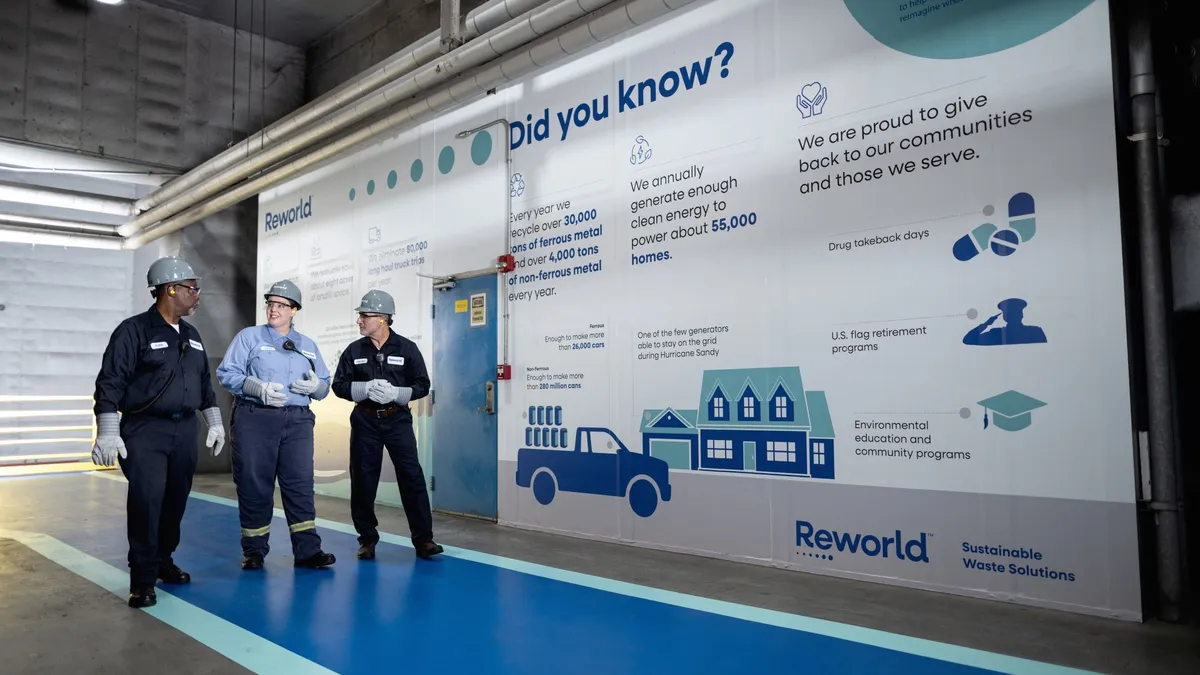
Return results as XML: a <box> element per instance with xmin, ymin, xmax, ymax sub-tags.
<box><xmin>368</xmin><ymin>380</ymin><xmax>397</xmax><ymax>404</ymax></box>
<box><xmin>290</xmin><ymin>370</ymin><xmax>319</xmax><ymax>396</ymax></box>
<box><xmin>202</xmin><ymin>407</ymin><xmax>225</xmax><ymax>457</ymax></box>
<box><xmin>91</xmin><ymin>412</ymin><xmax>127</xmax><ymax>467</ymax></box>
<box><xmin>244</xmin><ymin>376</ymin><xmax>287</xmax><ymax>407</ymax></box>
<box><xmin>351</xmin><ymin>379</ymin><xmax>385</xmax><ymax>403</ymax></box>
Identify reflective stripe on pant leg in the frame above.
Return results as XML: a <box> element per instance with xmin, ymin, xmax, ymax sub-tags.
<box><xmin>278</xmin><ymin>406</ymin><xmax>321</xmax><ymax>559</ymax></box>
<box><xmin>232</xmin><ymin>404</ymin><xmax>282</xmax><ymax>556</ymax></box>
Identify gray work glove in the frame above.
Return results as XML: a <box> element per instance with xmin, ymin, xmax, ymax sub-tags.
<box><xmin>368</xmin><ymin>380</ymin><xmax>397</xmax><ymax>404</ymax></box>
<box><xmin>244</xmin><ymin>376</ymin><xmax>287</xmax><ymax>407</ymax></box>
<box><xmin>289</xmin><ymin>370</ymin><xmax>320</xmax><ymax>396</ymax></box>
<box><xmin>91</xmin><ymin>412</ymin><xmax>127</xmax><ymax>467</ymax></box>
<box><xmin>351</xmin><ymin>379</ymin><xmax>385</xmax><ymax>403</ymax></box>
<box><xmin>202</xmin><ymin>407</ymin><xmax>225</xmax><ymax>457</ymax></box>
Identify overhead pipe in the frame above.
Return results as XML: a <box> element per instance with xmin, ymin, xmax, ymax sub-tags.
<box><xmin>0</xmin><ymin>181</ymin><xmax>133</xmax><ymax>217</ymax></box>
<box><xmin>131</xmin><ymin>0</ymin><xmax>554</xmax><ymax>218</ymax></box>
<box><xmin>123</xmin><ymin>0</ymin><xmax>700</xmax><ymax>250</ymax></box>
<box><xmin>1127</xmin><ymin>4</ymin><xmax>1184</xmax><ymax>622</ymax></box>
<box><xmin>119</xmin><ymin>0</ymin><xmax>616</xmax><ymax>238</ymax></box>
<box><xmin>457</xmin><ymin>118</ymin><xmax>512</xmax><ymax>367</ymax></box>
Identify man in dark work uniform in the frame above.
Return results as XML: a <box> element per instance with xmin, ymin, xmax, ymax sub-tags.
<box><xmin>332</xmin><ymin>289</ymin><xmax>442</xmax><ymax>561</ymax></box>
<box><xmin>92</xmin><ymin>256</ymin><xmax>226</xmax><ymax>608</ymax></box>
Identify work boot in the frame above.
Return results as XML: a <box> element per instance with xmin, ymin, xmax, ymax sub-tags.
<box><xmin>415</xmin><ymin>541</ymin><xmax>444</xmax><ymax>559</ymax></box>
<box><xmin>357</xmin><ymin>543</ymin><xmax>375</xmax><ymax>560</ymax></box>
<box><xmin>128</xmin><ymin>586</ymin><xmax>157</xmax><ymax>608</ymax></box>
<box><xmin>294</xmin><ymin>551</ymin><xmax>336</xmax><ymax>568</ymax></box>
<box><xmin>241</xmin><ymin>553</ymin><xmax>264</xmax><ymax>570</ymax></box>
<box><xmin>157</xmin><ymin>563</ymin><xmax>191</xmax><ymax>585</ymax></box>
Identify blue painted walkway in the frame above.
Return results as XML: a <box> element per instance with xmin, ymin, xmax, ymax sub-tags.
<box><xmin>1</xmin><ymin>472</ymin><xmax>1094</xmax><ymax>675</ymax></box>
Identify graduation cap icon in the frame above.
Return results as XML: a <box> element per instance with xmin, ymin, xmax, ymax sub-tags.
<box><xmin>977</xmin><ymin>390</ymin><xmax>1046</xmax><ymax>432</ymax></box>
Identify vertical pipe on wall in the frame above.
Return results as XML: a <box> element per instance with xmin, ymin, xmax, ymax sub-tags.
<box><xmin>457</xmin><ymin>118</ymin><xmax>512</xmax><ymax>366</ymax></box>
<box><xmin>1127</xmin><ymin>1</ymin><xmax>1184</xmax><ymax>622</ymax></box>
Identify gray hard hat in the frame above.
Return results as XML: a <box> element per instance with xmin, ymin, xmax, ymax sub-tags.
<box><xmin>355</xmin><ymin>289</ymin><xmax>395</xmax><ymax>315</ymax></box>
<box><xmin>146</xmin><ymin>256</ymin><xmax>199</xmax><ymax>287</ymax></box>
<box><xmin>264</xmin><ymin>279</ymin><xmax>302</xmax><ymax>309</ymax></box>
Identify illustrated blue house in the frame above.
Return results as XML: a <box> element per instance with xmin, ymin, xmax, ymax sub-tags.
<box><xmin>640</xmin><ymin>367</ymin><xmax>835</xmax><ymax>479</ymax></box>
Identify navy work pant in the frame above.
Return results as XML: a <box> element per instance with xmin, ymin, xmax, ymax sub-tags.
<box><xmin>349</xmin><ymin>407</ymin><xmax>433</xmax><ymax>546</ymax></box>
<box><xmin>230</xmin><ymin>402</ymin><xmax>321</xmax><ymax>559</ymax></box>
<box><xmin>117</xmin><ymin>413</ymin><xmax>198</xmax><ymax>588</ymax></box>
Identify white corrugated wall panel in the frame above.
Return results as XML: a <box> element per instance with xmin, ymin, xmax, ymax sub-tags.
<box><xmin>0</xmin><ymin>242</ymin><xmax>132</xmax><ymax>463</ymax></box>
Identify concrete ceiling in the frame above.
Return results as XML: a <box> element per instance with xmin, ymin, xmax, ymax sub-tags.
<box><xmin>134</xmin><ymin>0</ymin><xmax>386</xmax><ymax>47</ymax></box>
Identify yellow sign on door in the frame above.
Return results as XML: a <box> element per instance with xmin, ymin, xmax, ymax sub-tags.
<box><xmin>455</xmin><ymin>299</ymin><xmax>468</xmax><ymax>313</ymax></box>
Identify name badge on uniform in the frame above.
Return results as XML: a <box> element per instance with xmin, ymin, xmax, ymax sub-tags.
<box><xmin>302</xmin><ymin>350</ymin><xmax>316</xmax><ymax>359</ymax></box>
<box><xmin>260</xmin><ymin>345</ymin><xmax>276</xmax><ymax>351</ymax></box>
<box><xmin>189</xmin><ymin>339</ymin><xmax>204</xmax><ymax>351</ymax></box>
<box><xmin>387</xmin><ymin>356</ymin><xmax>405</xmax><ymax>366</ymax></box>
<box><xmin>150</xmin><ymin>341</ymin><xmax>169</xmax><ymax>350</ymax></box>
<box><xmin>354</xmin><ymin>358</ymin><xmax>368</xmax><ymax>365</ymax></box>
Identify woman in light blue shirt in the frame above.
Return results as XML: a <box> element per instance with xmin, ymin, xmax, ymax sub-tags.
<box><xmin>216</xmin><ymin>280</ymin><xmax>336</xmax><ymax>571</ymax></box>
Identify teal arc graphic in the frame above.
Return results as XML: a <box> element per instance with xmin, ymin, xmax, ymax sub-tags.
<box><xmin>411</xmin><ymin>159</ymin><xmax>424</xmax><ymax>183</ymax></box>
<box><xmin>842</xmin><ymin>0</ymin><xmax>1095</xmax><ymax>59</ymax></box>
<box><xmin>439</xmin><ymin>146</ymin><xmax>455</xmax><ymax>174</ymax></box>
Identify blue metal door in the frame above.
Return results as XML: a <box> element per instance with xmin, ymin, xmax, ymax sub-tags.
<box><xmin>431</xmin><ymin>274</ymin><xmax>499</xmax><ymax>520</ymax></box>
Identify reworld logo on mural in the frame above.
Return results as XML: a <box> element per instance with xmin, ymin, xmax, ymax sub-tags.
<box><xmin>264</xmin><ymin>195</ymin><xmax>314</xmax><ymax>232</ymax></box>
<box><xmin>796</xmin><ymin>520</ymin><xmax>930</xmax><ymax>563</ymax></box>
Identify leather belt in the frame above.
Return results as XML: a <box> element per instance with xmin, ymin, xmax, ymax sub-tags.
<box><xmin>357</xmin><ymin>403</ymin><xmax>404</xmax><ymax>418</ymax></box>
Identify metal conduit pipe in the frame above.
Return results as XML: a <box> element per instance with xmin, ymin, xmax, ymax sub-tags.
<box><xmin>1127</xmin><ymin>5</ymin><xmax>1183</xmax><ymax>622</ymax></box>
<box><xmin>119</xmin><ymin>0</ymin><xmax>616</xmax><ymax>238</ymax></box>
<box><xmin>0</xmin><ymin>182</ymin><xmax>134</xmax><ymax>218</ymax></box>
<box><xmin>124</xmin><ymin>0</ymin><xmax>697</xmax><ymax>251</ymax></box>
<box><xmin>132</xmin><ymin>0</ymin><xmax>554</xmax><ymax>217</ymax></box>
<box><xmin>0</xmin><ymin>213</ymin><xmax>119</xmax><ymax>236</ymax></box>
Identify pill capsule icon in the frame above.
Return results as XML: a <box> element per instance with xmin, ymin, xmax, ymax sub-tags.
<box><xmin>953</xmin><ymin>222</ymin><xmax>998</xmax><ymax>261</ymax></box>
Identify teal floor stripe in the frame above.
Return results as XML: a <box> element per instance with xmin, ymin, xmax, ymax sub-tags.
<box><xmin>83</xmin><ymin>471</ymin><xmax>1097</xmax><ymax>675</ymax></box>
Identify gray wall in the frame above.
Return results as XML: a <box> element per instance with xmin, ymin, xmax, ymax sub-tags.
<box><xmin>1170</xmin><ymin>194</ymin><xmax>1200</xmax><ymax>311</ymax></box>
<box><xmin>305</xmin><ymin>0</ymin><xmax>487</xmax><ymax>99</ymax></box>
<box><xmin>0</xmin><ymin>0</ymin><xmax>291</xmax><ymax>471</ymax></box>
<box><xmin>0</xmin><ymin>0</ymin><xmax>305</xmax><ymax>169</ymax></box>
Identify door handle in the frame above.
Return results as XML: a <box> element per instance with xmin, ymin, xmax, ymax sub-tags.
<box><xmin>478</xmin><ymin>380</ymin><xmax>495</xmax><ymax>415</ymax></box>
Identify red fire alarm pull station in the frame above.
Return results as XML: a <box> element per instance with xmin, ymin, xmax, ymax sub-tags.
<box><xmin>497</xmin><ymin>254</ymin><xmax>515</xmax><ymax>272</ymax></box>
<box><xmin>496</xmin><ymin>364</ymin><xmax>512</xmax><ymax>380</ymax></box>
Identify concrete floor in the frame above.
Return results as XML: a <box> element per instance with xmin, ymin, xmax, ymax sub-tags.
<box><xmin>3</xmin><ymin>470</ymin><xmax>1198</xmax><ymax>674</ymax></box>
<box><xmin>0</xmin><ymin>536</ymin><xmax>247</xmax><ymax>674</ymax></box>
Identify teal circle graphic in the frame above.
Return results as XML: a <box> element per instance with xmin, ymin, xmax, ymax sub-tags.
<box><xmin>367</xmin><ymin>180</ymin><xmax>375</xmax><ymax>196</ymax></box>
<box><xmin>387</xmin><ymin>170</ymin><xmax>398</xmax><ymax>189</ymax></box>
<box><xmin>471</xmin><ymin>131</ymin><xmax>493</xmax><ymax>166</ymax></box>
<box><xmin>410</xmin><ymin>159</ymin><xmax>424</xmax><ymax>183</ymax></box>
<box><xmin>842</xmin><ymin>0</ymin><xmax>1094</xmax><ymax>59</ymax></box>
<box><xmin>439</xmin><ymin>146</ymin><xmax>455</xmax><ymax>174</ymax></box>
<box><xmin>348</xmin><ymin>187</ymin><xmax>356</xmax><ymax>201</ymax></box>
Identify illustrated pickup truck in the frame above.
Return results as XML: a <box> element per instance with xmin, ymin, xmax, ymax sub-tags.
<box><xmin>515</xmin><ymin>426</ymin><xmax>672</xmax><ymax>518</ymax></box>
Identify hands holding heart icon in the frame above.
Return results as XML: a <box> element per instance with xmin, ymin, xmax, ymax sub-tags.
<box><xmin>796</xmin><ymin>81</ymin><xmax>828</xmax><ymax>118</ymax></box>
